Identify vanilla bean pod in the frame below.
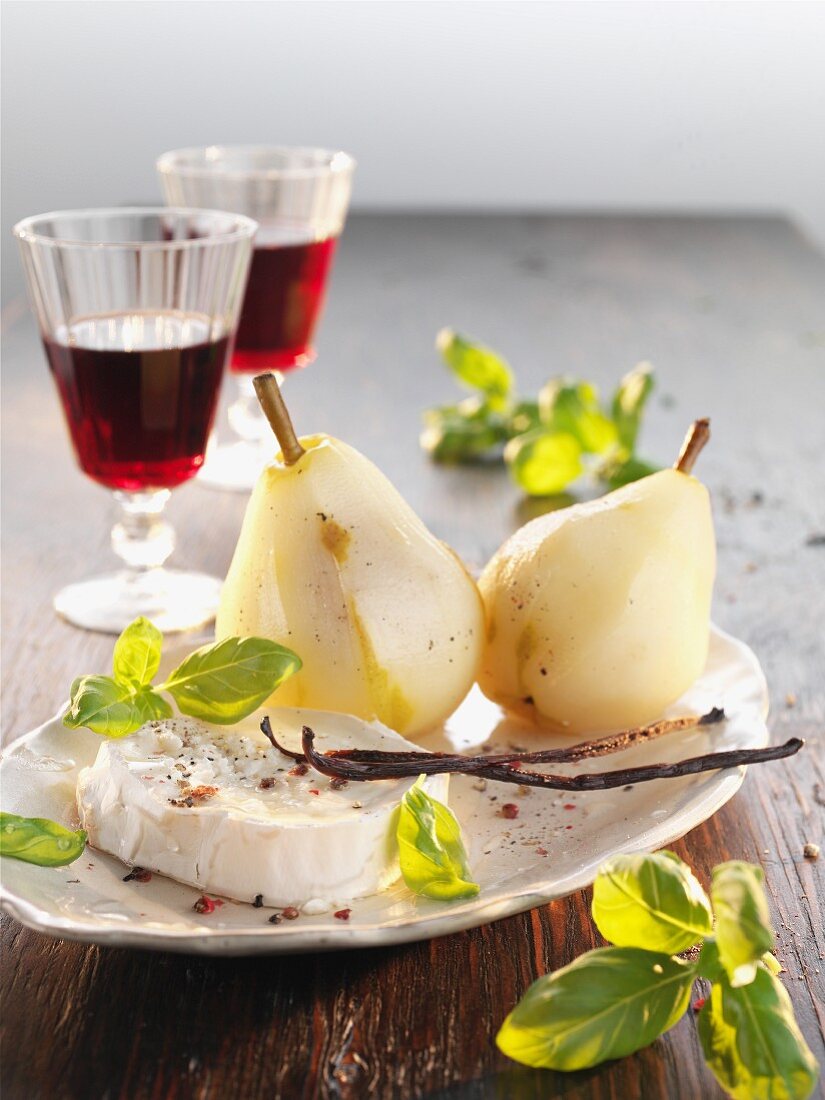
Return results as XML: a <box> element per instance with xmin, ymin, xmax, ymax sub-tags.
<box><xmin>260</xmin><ymin>707</ymin><xmax>725</xmax><ymax>775</ymax></box>
<box><xmin>469</xmin><ymin>738</ymin><xmax>803</xmax><ymax>791</ymax></box>
<box><xmin>329</xmin><ymin>707</ymin><xmax>727</xmax><ymax>771</ymax></box>
<box><xmin>299</xmin><ymin>725</ymin><xmax>803</xmax><ymax>790</ymax></box>
<box><xmin>261</xmin><ymin>715</ymin><xmax>483</xmax><ymax>775</ymax></box>
<box><xmin>260</xmin><ymin>716</ymin><xmax>305</xmax><ymax>761</ymax></box>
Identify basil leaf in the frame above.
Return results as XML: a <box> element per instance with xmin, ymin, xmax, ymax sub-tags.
<box><xmin>423</xmin><ymin>397</ymin><xmax>490</xmax><ymax>428</ymax></box>
<box><xmin>436</xmin><ymin>329</ymin><xmax>514</xmax><ymax>408</ymax></box>
<box><xmin>421</xmin><ymin>400</ymin><xmax>508</xmax><ymax>462</ymax></box>
<box><xmin>497</xmin><ymin>947</ymin><xmax>696</xmax><ymax>1070</ymax></box>
<box><xmin>711</xmin><ymin>862</ymin><xmax>774</xmax><ymax>987</ymax></box>
<box><xmin>112</xmin><ymin>616</ymin><xmax>163</xmax><ymax>688</ymax></box>
<box><xmin>601</xmin><ymin>453</ymin><xmax>660</xmax><ymax>490</ymax></box>
<box><xmin>697</xmin><ymin>937</ymin><xmax>780</xmax><ymax>985</ymax></box>
<box><xmin>539</xmin><ymin>379</ymin><xmax>618</xmax><ymax>454</ymax></box>
<box><xmin>505</xmin><ymin>429</ymin><xmax>583</xmax><ymax>496</ymax></box>
<box><xmin>397</xmin><ymin>780</ymin><xmax>479</xmax><ymax>901</ymax></box>
<box><xmin>698</xmin><ymin>966</ymin><xmax>819</xmax><ymax>1100</ymax></box>
<box><xmin>507</xmin><ymin>399</ymin><xmax>541</xmax><ymax>436</ymax></box>
<box><xmin>592</xmin><ymin>851</ymin><xmax>713</xmax><ymax>954</ymax></box>
<box><xmin>0</xmin><ymin>812</ymin><xmax>86</xmax><ymax>867</ymax></box>
<box><xmin>611</xmin><ymin>363</ymin><xmax>655</xmax><ymax>450</ymax></box>
<box><xmin>162</xmin><ymin>637</ymin><xmax>302</xmax><ymax>724</ymax></box>
<box><xmin>697</xmin><ymin>938</ymin><xmax>725</xmax><ymax>982</ymax></box>
<box><xmin>63</xmin><ymin>675</ymin><xmax>171</xmax><ymax>737</ymax></box>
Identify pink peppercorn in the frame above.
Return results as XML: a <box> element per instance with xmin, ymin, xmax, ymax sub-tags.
<box><xmin>501</xmin><ymin>803</ymin><xmax>519</xmax><ymax>819</ymax></box>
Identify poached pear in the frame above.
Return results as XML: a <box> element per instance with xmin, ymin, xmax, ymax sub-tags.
<box><xmin>478</xmin><ymin>420</ymin><xmax>716</xmax><ymax>733</ymax></box>
<box><xmin>216</xmin><ymin>375</ymin><xmax>484</xmax><ymax>736</ymax></box>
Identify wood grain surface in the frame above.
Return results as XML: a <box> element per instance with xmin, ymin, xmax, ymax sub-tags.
<box><xmin>1</xmin><ymin>214</ymin><xmax>823</xmax><ymax>1099</ymax></box>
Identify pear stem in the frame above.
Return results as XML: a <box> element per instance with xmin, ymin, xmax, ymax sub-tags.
<box><xmin>674</xmin><ymin>418</ymin><xmax>710</xmax><ymax>475</ymax></box>
<box><xmin>253</xmin><ymin>373</ymin><xmax>306</xmax><ymax>466</ymax></box>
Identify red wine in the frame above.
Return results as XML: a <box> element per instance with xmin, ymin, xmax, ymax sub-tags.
<box><xmin>231</xmin><ymin>230</ymin><xmax>337</xmax><ymax>373</ymax></box>
<box><xmin>44</xmin><ymin>312</ymin><xmax>229</xmax><ymax>491</ymax></box>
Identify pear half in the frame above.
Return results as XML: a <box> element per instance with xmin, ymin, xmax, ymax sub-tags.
<box><xmin>216</xmin><ymin>376</ymin><xmax>484</xmax><ymax>737</ymax></box>
<box><xmin>478</xmin><ymin>421</ymin><xmax>716</xmax><ymax>734</ymax></box>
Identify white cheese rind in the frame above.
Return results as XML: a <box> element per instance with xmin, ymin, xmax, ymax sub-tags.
<box><xmin>76</xmin><ymin>708</ymin><xmax>449</xmax><ymax>906</ymax></box>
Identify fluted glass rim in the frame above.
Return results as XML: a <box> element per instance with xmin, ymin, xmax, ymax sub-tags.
<box><xmin>13</xmin><ymin>206</ymin><xmax>259</xmax><ymax>251</ymax></box>
<box><xmin>156</xmin><ymin>144</ymin><xmax>356</xmax><ymax>181</ymax></box>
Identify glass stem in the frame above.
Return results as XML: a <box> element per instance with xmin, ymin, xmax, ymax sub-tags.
<box><xmin>227</xmin><ymin>373</ymin><xmax>284</xmax><ymax>443</ymax></box>
<box><xmin>111</xmin><ymin>490</ymin><xmax>175</xmax><ymax>572</ymax></box>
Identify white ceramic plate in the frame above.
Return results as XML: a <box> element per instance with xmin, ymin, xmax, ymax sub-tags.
<box><xmin>0</xmin><ymin>626</ymin><xmax>768</xmax><ymax>955</ymax></box>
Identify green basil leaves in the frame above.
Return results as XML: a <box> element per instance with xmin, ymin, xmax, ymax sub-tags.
<box><xmin>63</xmin><ymin>617</ymin><xmax>302</xmax><ymax>738</ymax></box>
<box><xmin>162</xmin><ymin>636</ymin><xmax>302</xmax><ymax>724</ymax></box>
<box><xmin>497</xmin><ymin>851</ymin><xmax>818</xmax><ymax>1099</ymax></box>
<box><xmin>111</xmin><ymin>615</ymin><xmax>163</xmax><ymax>688</ymax></box>
<box><xmin>504</xmin><ymin>429</ymin><xmax>583</xmax><ymax>497</ymax></box>
<box><xmin>396</xmin><ymin>780</ymin><xmax>479</xmax><ymax>901</ymax></box>
<box><xmin>497</xmin><ymin>947</ymin><xmax>696</xmax><ymax>1071</ymax></box>
<box><xmin>64</xmin><ymin>675</ymin><xmax>171</xmax><ymax>738</ymax></box>
<box><xmin>698</xmin><ymin>967</ymin><xmax>819</xmax><ymax>1100</ymax></box>
<box><xmin>592</xmin><ymin>850</ymin><xmax>713</xmax><ymax>954</ymax></box>
<box><xmin>711</xmin><ymin>861</ymin><xmax>775</xmax><ymax>987</ymax></box>
<box><xmin>612</xmin><ymin>362</ymin><xmax>655</xmax><ymax>450</ymax></box>
<box><xmin>436</xmin><ymin>328</ymin><xmax>514</xmax><ymax>409</ymax></box>
<box><xmin>422</xmin><ymin>332</ymin><xmax>660</xmax><ymax>497</ymax></box>
<box><xmin>0</xmin><ymin>813</ymin><xmax>86</xmax><ymax>867</ymax></box>
<box><xmin>539</xmin><ymin>379</ymin><xmax>619</xmax><ymax>454</ymax></box>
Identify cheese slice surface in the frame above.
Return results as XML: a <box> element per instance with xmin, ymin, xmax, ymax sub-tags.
<box><xmin>76</xmin><ymin>708</ymin><xmax>449</xmax><ymax>906</ymax></box>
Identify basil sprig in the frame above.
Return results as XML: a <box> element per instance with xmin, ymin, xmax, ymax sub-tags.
<box><xmin>396</xmin><ymin>779</ymin><xmax>479</xmax><ymax>901</ymax></box>
<box><xmin>0</xmin><ymin>812</ymin><xmax>86</xmax><ymax>867</ymax></box>
<box><xmin>698</xmin><ymin>966</ymin><xmax>818</xmax><ymax>1100</ymax></box>
<box><xmin>499</xmin><ymin>947</ymin><xmax>696</xmax><ymax>1071</ymax></box>
<box><xmin>436</xmin><ymin>329</ymin><xmax>514</xmax><ymax>409</ymax></box>
<box><xmin>422</xmin><ymin>330</ymin><xmax>659</xmax><ymax>496</ymax></box>
<box><xmin>592</xmin><ymin>850</ymin><xmax>713</xmax><ymax>955</ymax></box>
<box><xmin>112</xmin><ymin>615</ymin><xmax>163</xmax><ymax>688</ymax></box>
<box><xmin>63</xmin><ymin>617</ymin><xmax>302</xmax><ymax>738</ymax></box>
<box><xmin>497</xmin><ymin>852</ymin><xmax>818</xmax><ymax>1099</ymax></box>
<box><xmin>710</xmin><ymin>861</ymin><xmax>774</xmax><ymax>987</ymax></box>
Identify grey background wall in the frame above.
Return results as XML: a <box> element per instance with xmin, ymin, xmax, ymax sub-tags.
<box><xmin>3</xmin><ymin>0</ymin><xmax>824</xmax><ymax>303</ymax></box>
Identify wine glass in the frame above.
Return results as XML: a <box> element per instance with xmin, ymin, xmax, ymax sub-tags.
<box><xmin>14</xmin><ymin>207</ymin><xmax>256</xmax><ymax>633</ymax></box>
<box><xmin>157</xmin><ymin>145</ymin><xmax>355</xmax><ymax>491</ymax></box>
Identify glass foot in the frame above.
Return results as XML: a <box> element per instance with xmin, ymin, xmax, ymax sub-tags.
<box><xmin>196</xmin><ymin>439</ymin><xmax>273</xmax><ymax>492</ymax></box>
<box><xmin>53</xmin><ymin>569</ymin><xmax>223</xmax><ymax>634</ymax></box>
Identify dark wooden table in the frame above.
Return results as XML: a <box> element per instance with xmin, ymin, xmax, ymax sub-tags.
<box><xmin>2</xmin><ymin>214</ymin><xmax>823</xmax><ymax>1099</ymax></box>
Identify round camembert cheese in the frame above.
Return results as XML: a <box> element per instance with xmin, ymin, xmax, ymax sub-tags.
<box><xmin>76</xmin><ymin>708</ymin><xmax>448</xmax><ymax>907</ymax></box>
